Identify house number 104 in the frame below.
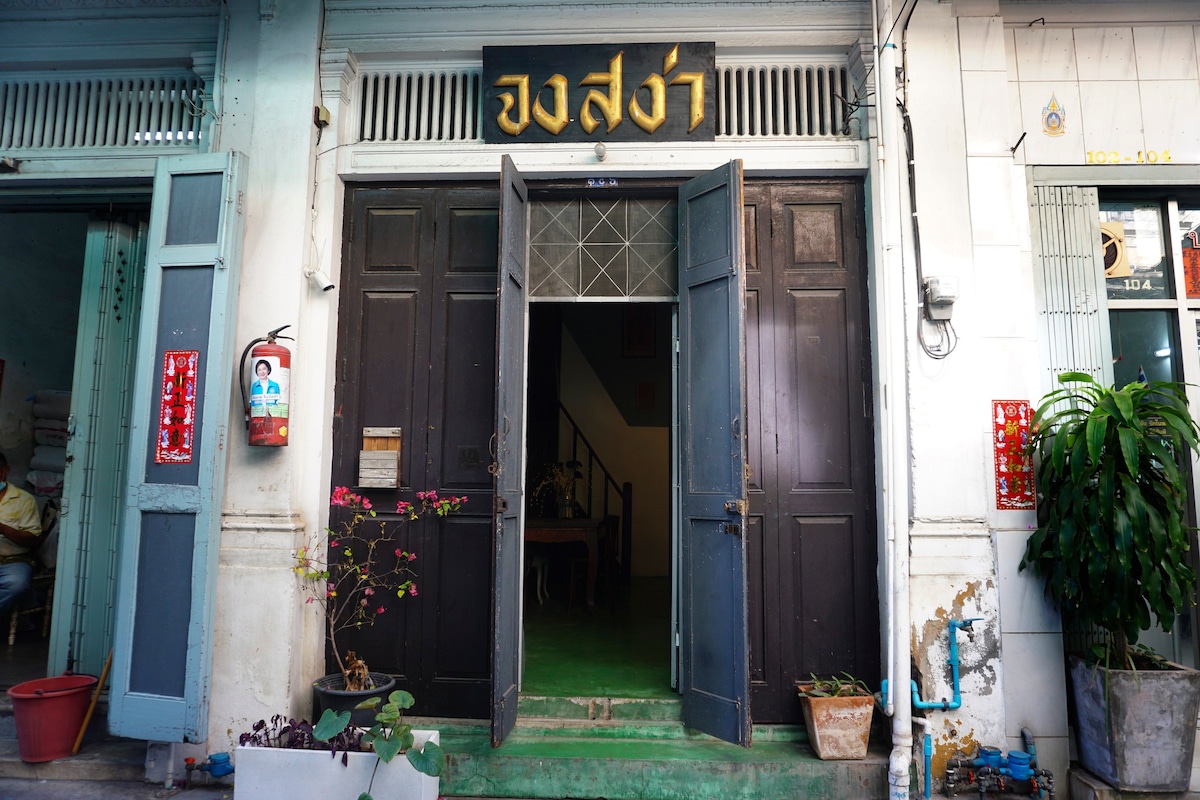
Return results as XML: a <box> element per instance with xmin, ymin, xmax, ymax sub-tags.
<box><xmin>1087</xmin><ymin>150</ymin><xmax>1172</xmax><ymax>164</ymax></box>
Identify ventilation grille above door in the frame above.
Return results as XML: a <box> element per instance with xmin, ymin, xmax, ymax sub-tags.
<box><xmin>0</xmin><ymin>75</ymin><xmax>206</xmax><ymax>150</ymax></box>
<box><xmin>716</xmin><ymin>64</ymin><xmax>851</xmax><ymax>138</ymax></box>
<box><xmin>356</xmin><ymin>59</ymin><xmax>858</xmax><ymax>144</ymax></box>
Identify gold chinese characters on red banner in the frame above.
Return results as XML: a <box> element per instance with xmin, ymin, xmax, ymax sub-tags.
<box><xmin>993</xmin><ymin>400</ymin><xmax>1034</xmax><ymax>510</ymax></box>
<box><xmin>1183</xmin><ymin>231</ymin><xmax>1200</xmax><ymax>299</ymax></box>
<box><xmin>156</xmin><ymin>350</ymin><xmax>199</xmax><ymax>464</ymax></box>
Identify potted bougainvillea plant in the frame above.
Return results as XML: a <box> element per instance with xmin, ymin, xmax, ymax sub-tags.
<box><xmin>296</xmin><ymin>486</ymin><xmax>465</xmax><ymax>724</ymax></box>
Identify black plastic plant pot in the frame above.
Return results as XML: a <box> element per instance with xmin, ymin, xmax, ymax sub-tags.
<box><xmin>312</xmin><ymin>672</ymin><xmax>396</xmax><ymax>728</ymax></box>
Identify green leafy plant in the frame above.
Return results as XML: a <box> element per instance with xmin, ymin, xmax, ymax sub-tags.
<box><xmin>796</xmin><ymin>672</ymin><xmax>872</xmax><ymax>698</ymax></box>
<box><xmin>241</xmin><ymin>689</ymin><xmax>444</xmax><ymax>800</ymax></box>
<box><xmin>1020</xmin><ymin>372</ymin><xmax>1200</xmax><ymax>669</ymax></box>
<box><xmin>311</xmin><ymin>690</ymin><xmax>444</xmax><ymax>800</ymax></box>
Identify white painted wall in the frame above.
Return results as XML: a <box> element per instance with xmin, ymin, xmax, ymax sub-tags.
<box><xmin>559</xmin><ymin>329</ymin><xmax>671</xmax><ymax>577</ymax></box>
<box><xmin>902</xmin><ymin>1</ymin><xmax>1064</xmax><ymax>788</ymax></box>
<box><xmin>205</xmin><ymin>0</ymin><xmax>328</xmax><ymax>751</ymax></box>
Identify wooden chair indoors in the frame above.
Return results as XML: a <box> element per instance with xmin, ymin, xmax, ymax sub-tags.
<box><xmin>567</xmin><ymin>515</ymin><xmax>620</xmax><ymax>612</ymax></box>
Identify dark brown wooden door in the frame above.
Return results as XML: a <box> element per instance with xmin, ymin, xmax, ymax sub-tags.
<box><xmin>335</xmin><ymin>185</ymin><xmax>499</xmax><ymax>717</ymax></box>
<box><xmin>743</xmin><ymin>180</ymin><xmax>878</xmax><ymax>723</ymax></box>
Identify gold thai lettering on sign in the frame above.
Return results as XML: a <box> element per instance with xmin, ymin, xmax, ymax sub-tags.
<box><xmin>494</xmin><ymin>74</ymin><xmax>530</xmax><ymax>135</ymax></box>
<box><xmin>581</xmin><ymin>53</ymin><xmax>623</xmax><ymax>134</ymax></box>
<box><xmin>629</xmin><ymin>44</ymin><xmax>705</xmax><ymax>134</ymax></box>
<box><xmin>493</xmin><ymin>44</ymin><xmax>706</xmax><ymax>138</ymax></box>
<box><xmin>534</xmin><ymin>74</ymin><xmax>569</xmax><ymax>135</ymax></box>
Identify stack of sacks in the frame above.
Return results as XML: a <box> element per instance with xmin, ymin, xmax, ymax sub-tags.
<box><xmin>27</xmin><ymin>389</ymin><xmax>71</xmax><ymax>498</ymax></box>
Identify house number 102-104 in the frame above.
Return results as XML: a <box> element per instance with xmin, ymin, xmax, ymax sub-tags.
<box><xmin>1087</xmin><ymin>150</ymin><xmax>1172</xmax><ymax>164</ymax></box>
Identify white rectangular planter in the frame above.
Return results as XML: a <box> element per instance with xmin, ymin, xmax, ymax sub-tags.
<box><xmin>234</xmin><ymin>730</ymin><xmax>440</xmax><ymax>800</ymax></box>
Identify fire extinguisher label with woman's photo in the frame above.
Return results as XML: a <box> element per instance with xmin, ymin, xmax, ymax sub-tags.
<box><xmin>246</xmin><ymin>339</ymin><xmax>290</xmax><ymax>446</ymax></box>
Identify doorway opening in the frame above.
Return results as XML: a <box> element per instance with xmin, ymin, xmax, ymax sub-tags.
<box><xmin>521</xmin><ymin>301</ymin><xmax>676</xmax><ymax>701</ymax></box>
<box><xmin>0</xmin><ymin>199</ymin><xmax>148</xmax><ymax>697</ymax></box>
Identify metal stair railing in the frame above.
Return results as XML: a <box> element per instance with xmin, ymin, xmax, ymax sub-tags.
<box><xmin>559</xmin><ymin>402</ymin><xmax>633</xmax><ymax>583</ymax></box>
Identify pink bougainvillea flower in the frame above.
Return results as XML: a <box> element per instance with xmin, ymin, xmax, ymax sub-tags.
<box><xmin>408</xmin><ymin>553</ymin><xmax>417</xmax><ymax>562</ymax></box>
<box><xmin>409</xmin><ymin>585</ymin><xmax>419</xmax><ymax>596</ymax></box>
<box><xmin>363</xmin><ymin>587</ymin><xmax>374</xmax><ymax>596</ymax></box>
<box><xmin>377</xmin><ymin>606</ymin><xmax>385</xmax><ymax>614</ymax></box>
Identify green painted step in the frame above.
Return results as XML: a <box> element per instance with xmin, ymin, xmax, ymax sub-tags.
<box><xmin>517</xmin><ymin>694</ymin><xmax>683</xmax><ymax>721</ymax></box>
<box><xmin>438</xmin><ymin>730</ymin><xmax>890</xmax><ymax>800</ymax></box>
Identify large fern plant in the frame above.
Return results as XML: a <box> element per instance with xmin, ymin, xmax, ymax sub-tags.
<box><xmin>1020</xmin><ymin>371</ymin><xmax>1200</xmax><ymax>667</ymax></box>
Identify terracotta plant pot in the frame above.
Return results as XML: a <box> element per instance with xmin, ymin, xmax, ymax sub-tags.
<box><xmin>799</xmin><ymin>693</ymin><xmax>874</xmax><ymax>760</ymax></box>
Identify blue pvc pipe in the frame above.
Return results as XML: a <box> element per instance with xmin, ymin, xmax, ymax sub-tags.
<box><xmin>923</xmin><ymin>731</ymin><xmax>931</xmax><ymax>800</ymax></box>
<box><xmin>910</xmin><ymin>618</ymin><xmax>982</xmax><ymax>711</ymax></box>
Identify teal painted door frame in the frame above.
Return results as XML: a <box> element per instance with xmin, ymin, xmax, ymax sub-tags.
<box><xmin>108</xmin><ymin>152</ymin><xmax>246</xmax><ymax>742</ymax></box>
<box><xmin>50</xmin><ymin>218</ymin><xmax>148</xmax><ymax>680</ymax></box>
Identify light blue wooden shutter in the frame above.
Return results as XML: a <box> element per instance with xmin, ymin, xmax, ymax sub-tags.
<box><xmin>108</xmin><ymin>152</ymin><xmax>246</xmax><ymax>742</ymax></box>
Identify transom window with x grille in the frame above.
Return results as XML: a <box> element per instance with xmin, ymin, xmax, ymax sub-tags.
<box><xmin>529</xmin><ymin>198</ymin><xmax>678</xmax><ymax>299</ymax></box>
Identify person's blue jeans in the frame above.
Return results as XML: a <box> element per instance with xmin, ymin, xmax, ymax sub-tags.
<box><xmin>0</xmin><ymin>560</ymin><xmax>33</xmax><ymax>616</ymax></box>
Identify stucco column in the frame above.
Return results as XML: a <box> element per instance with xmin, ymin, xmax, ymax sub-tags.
<box><xmin>208</xmin><ymin>0</ymin><xmax>326</xmax><ymax>750</ymax></box>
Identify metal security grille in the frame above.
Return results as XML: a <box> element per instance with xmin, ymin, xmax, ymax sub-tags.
<box><xmin>1030</xmin><ymin>185</ymin><xmax>1111</xmax><ymax>392</ymax></box>
<box><xmin>356</xmin><ymin>59</ymin><xmax>856</xmax><ymax>144</ymax></box>
<box><xmin>529</xmin><ymin>197</ymin><xmax>678</xmax><ymax>299</ymax></box>
<box><xmin>0</xmin><ymin>75</ymin><xmax>205</xmax><ymax>150</ymax></box>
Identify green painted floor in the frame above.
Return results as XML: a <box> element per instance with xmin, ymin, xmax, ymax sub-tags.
<box><xmin>522</xmin><ymin>576</ymin><xmax>674</xmax><ymax>699</ymax></box>
<box><xmin>430</xmin><ymin>576</ymin><xmax>892</xmax><ymax>798</ymax></box>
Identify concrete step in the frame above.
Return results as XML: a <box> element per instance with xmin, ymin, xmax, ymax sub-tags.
<box><xmin>0</xmin><ymin>737</ymin><xmax>146</xmax><ymax>782</ymax></box>
<box><xmin>0</xmin><ymin>692</ymin><xmax>146</xmax><ymax>783</ymax></box>
<box><xmin>1070</xmin><ymin>766</ymin><xmax>1200</xmax><ymax>800</ymax></box>
<box><xmin>517</xmin><ymin>693</ymin><xmax>683</xmax><ymax>722</ymax></box>
<box><xmin>437</xmin><ymin>727</ymin><xmax>889</xmax><ymax>800</ymax></box>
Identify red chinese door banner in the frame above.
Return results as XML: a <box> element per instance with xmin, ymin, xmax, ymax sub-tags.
<box><xmin>155</xmin><ymin>350</ymin><xmax>200</xmax><ymax>464</ymax></box>
<box><xmin>993</xmin><ymin>400</ymin><xmax>1034</xmax><ymax>510</ymax></box>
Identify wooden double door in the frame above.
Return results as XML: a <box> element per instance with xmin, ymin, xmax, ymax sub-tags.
<box><xmin>333</xmin><ymin>176</ymin><xmax>877</xmax><ymax>728</ymax></box>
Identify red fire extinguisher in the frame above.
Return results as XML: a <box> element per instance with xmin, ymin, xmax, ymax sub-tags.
<box><xmin>240</xmin><ymin>324</ymin><xmax>293</xmax><ymax>447</ymax></box>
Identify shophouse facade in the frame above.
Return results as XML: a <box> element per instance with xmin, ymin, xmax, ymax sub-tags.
<box><xmin>2</xmin><ymin>0</ymin><xmax>1200</xmax><ymax>796</ymax></box>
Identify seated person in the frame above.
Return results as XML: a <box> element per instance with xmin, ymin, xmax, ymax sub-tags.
<box><xmin>0</xmin><ymin>452</ymin><xmax>43</xmax><ymax>616</ymax></box>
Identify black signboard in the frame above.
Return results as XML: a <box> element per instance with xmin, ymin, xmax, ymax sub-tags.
<box><xmin>482</xmin><ymin>42</ymin><xmax>716</xmax><ymax>144</ymax></box>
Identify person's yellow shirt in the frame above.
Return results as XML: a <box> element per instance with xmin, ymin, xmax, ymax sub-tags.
<box><xmin>0</xmin><ymin>484</ymin><xmax>41</xmax><ymax>559</ymax></box>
